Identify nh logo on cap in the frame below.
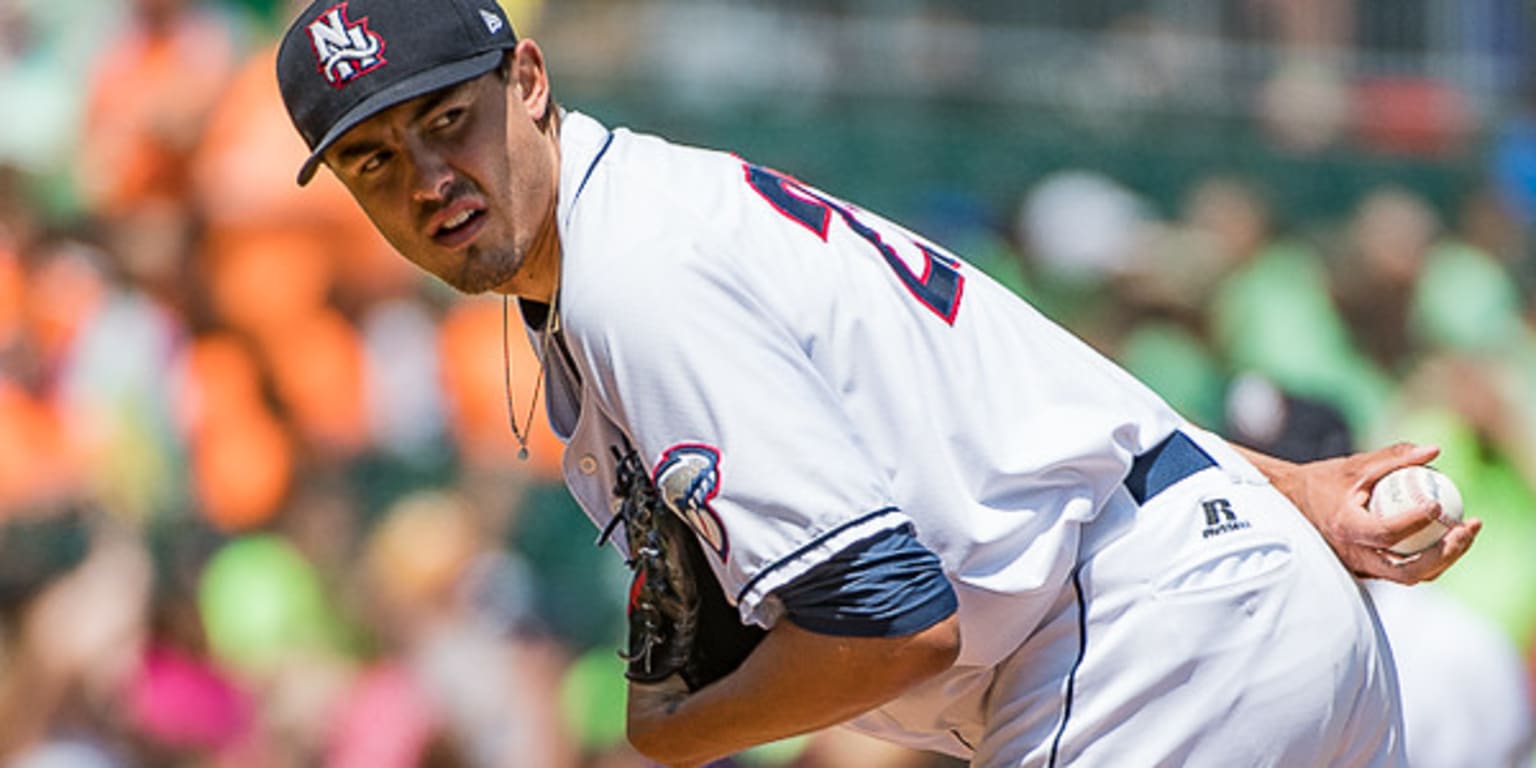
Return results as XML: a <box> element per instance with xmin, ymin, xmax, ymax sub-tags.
<box><xmin>308</xmin><ymin>2</ymin><xmax>386</xmax><ymax>88</ymax></box>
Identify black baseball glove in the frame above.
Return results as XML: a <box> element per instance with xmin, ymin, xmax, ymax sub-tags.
<box><xmin>602</xmin><ymin>446</ymin><xmax>766</xmax><ymax>691</ymax></box>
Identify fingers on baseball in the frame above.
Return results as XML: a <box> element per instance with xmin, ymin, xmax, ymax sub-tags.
<box><xmin>1424</xmin><ymin>517</ymin><xmax>1481</xmax><ymax>579</ymax></box>
<box><xmin>1359</xmin><ymin>442</ymin><xmax>1441</xmax><ymax>488</ymax></box>
<box><xmin>1369</xmin><ymin>498</ymin><xmax>1442</xmax><ymax>545</ymax></box>
<box><xmin>1372</xmin><ymin>516</ymin><xmax>1480</xmax><ymax>584</ymax></box>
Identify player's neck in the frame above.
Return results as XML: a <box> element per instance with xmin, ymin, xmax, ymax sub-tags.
<box><xmin>497</xmin><ymin>113</ymin><xmax>564</xmax><ymax>303</ymax></box>
<box><xmin>494</xmin><ymin>211</ymin><xmax>562</xmax><ymax>303</ymax></box>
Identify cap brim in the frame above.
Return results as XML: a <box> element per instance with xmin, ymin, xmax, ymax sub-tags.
<box><xmin>296</xmin><ymin>49</ymin><xmax>505</xmax><ymax>186</ymax></box>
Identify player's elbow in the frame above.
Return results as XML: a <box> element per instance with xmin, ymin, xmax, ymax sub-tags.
<box><xmin>898</xmin><ymin>612</ymin><xmax>961</xmax><ymax>684</ymax></box>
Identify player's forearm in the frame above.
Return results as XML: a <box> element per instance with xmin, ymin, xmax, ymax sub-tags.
<box><xmin>627</xmin><ymin>613</ymin><xmax>960</xmax><ymax>767</ymax></box>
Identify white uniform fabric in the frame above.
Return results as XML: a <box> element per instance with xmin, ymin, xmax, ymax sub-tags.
<box><xmin>541</xmin><ymin>111</ymin><xmax>1405</xmax><ymax>766</ymax></box>
<box><xmin>1365</xmin><ymin>580</ymin><xmax>1535</xmax><ymax>768</ymax></box>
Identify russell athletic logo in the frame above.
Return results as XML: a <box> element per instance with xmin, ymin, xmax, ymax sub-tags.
<box><xmin>1200</xmin><ymin>498</ymin><xmax>1251</xmax><ymax>539</ymax></box>
<box><xmin>308</xmin><ymin>3</ymin><xmax>386</xmax><ymax>88</ymax></box>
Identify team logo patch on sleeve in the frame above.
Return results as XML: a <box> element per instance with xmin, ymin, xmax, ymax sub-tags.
<box><xmin>307</xmin><ymin>2</ymin><xmax>386</xmax><ymax>88</ymax></box>
<box><xmin>653</xmin><ymin>444</ymin><xmax>729</xmax><ymax>559</ymax></box>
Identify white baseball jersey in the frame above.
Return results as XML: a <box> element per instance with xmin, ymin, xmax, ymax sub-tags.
<box><xmin>537</xmin><ymin>111</ymin><xmax>1404</xmax><ymax>766</ymax></box>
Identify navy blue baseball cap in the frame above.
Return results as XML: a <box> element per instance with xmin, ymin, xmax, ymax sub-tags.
<box><xmin>277</xmin><ymin>0</ymin><xmax>518</xmax><ymax>185</ymax></box>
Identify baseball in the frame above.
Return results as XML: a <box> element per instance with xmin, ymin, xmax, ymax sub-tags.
<box><xmin>1368</xmin><ymin>466</ymin><xmax>1464</xmax><ymax>554</ymax></box>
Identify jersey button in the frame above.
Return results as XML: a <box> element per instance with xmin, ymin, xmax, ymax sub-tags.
<box><xmin>578</xmin><ymin>454</ymin><xmax>599</xmax><ymax>475</ymax></box>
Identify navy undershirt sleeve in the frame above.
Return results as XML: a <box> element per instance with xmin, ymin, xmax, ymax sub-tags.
<box><xmin>772</xmin><ymin>523</ymin><xmax>957</xmax><ymax>638</ymax></box>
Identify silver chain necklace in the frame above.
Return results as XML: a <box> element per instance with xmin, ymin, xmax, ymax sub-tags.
<box><xmin>501</xmin><ymin>288</ymin><xmax>557</xmax><ymax>461</ymax></box>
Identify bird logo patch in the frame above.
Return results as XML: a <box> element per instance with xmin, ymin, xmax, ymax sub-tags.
<box><xmin>307</xmin><ymin>2</ymin><xmax>386</xmax><ymax>88</ymax></box>
<box><xmin>654</xmin><ymin>444</ymin><xmax>728</xmax><ymax>559</ymax></box>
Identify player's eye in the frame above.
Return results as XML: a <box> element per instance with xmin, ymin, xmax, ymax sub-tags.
<box><xmin>358</xmin><ymin>149</ymin><xmax>392</xmax><ymax>175</ymax></box>
<box><xmin>430</xmin><ymin>107</ymin><xmax>465</xmax><ymax>132</ymax></box>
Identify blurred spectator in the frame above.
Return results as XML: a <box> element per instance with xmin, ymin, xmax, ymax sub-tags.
<box><xmin>1206</xmin><ymin>201</ymin><xmax>1393</xmax><ymax>436</ymax></box>
<box><xmin>1409</xmin><ymin>241</ymin><xmax>1527</xmax><ymax>357</ymax></box>
<box><xmin>1180</xmin><ymin>176</ymin><xmax>1276</xmax><ymax>292</ymax></box>
<box><xmin>78</xmin><ymin>0</ymin><xmax>234</xmax><ymax>219</ymax></box>
<box><xmin>1110</xmin><ymin>176</ymin><xmax>1281</xmax><ymax>428</ymax></box>
<box><xmin>0</xmin><ymin>0</ymin><xmax>123</xmax><ymax>181</ymax></box>
<box><xmin>1332</xmin><ymin>186</ymin><xmax>1440</xmax><ymax>372</ymax></box>
<box><xmin>0</xmin><ymin>377</ymin><xmax>78</xmax><ymax>511</ymax></box>
<box><xmin>75</xmin><ymin>0</ymin><xmax>233</xmax><ymax>308</ymax></box>
<box><xmin>1015</xmin><ymin>170</ymin><xmax>1154</xmax><ymax>344</ymax></box>
<box><xmin>0</xmin><ymin>231</ymin><xmax>21</xmax><ymax>351</ymax></box>
<box><xmin>0</xmin><ymin>510</ymin><xmax>153</xmax><ymax>766</ymax></box>
<box><xmin>1256</xmin><ymin>57</ymin><xmax>1351</xmax><ymax>154</ymax></box>
<box><xmin>0</xmin><ymin>235</ymin><xmax>117</xmax><ymax>513</ymax></box>
<box><xmin>128</xmin><ymin>515</ymin><xmax>259</xmax><ymax>765</ymax></box>
<box><xmin>348</xmin><ymin>490</ymin><xmax>573</xmax><ymax>768</ymax></box>
<box><xmin>1448</xmin><ymin>181</ymin><xmax>1532</xmax><ymax>318</ymax></box>
<box><xmin>1352</xmin><ymin>76</ymin><xmax>1473</xmax><ymax>158</ymax></box>
<box><xmin>1490</xmin><ymin>83</ymin><xmax>1536</xmax><ymax>234</ymax></box>
<box><xmin>1115</xmin><ymin>321</ymin><xmax>1227</xmax><ymax>430</ymax></box>
<box><xmin>361</xmin><ymin>296</ymin><xmax>451</xmax><ymax>468</ymax></box>
<box><xmin>45</xmin><ymin>240</ymin><xmax>186</xmax><ymax>522</ymax></box>
<box><xmin>556</xmin><ymin>648</ymin><xmax>631</xmax><ymax>762</ymax></box>
<box><xmin>1251</xmin><ymin>0</ymin><xmax>1351</xmax><ymax>51</ymax></box>
<box><xmin>177</xmin><ymin>334</ymin><xmax>294</xmax><ymax>532</ymax></box>
<box><xmin>1062</xmin><ymin>14</ymin><xmax>1201</xmax><ymax>138</ymax></box>
<box><xmin>1019</xmin><ymin>170</ymin><xmax>1149</xmax><ymax>284</ymax></box>
<box><xmin>264</xmin><ymin>307</ymin><xmax>370</xmax><ymax>458</ymax></box>
<box><xmin>197</xmin><ymin>533</ymin><xmax>357</xmax><ymax>764</ymax></box>
<box><xmin>1222</xmin><ymin>373</ymin><xmax>1354</xmax><ymax>463</ymax></box>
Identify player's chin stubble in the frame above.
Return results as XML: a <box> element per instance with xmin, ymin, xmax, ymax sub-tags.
<box><xmin>448</xmin><ymin>241</ymin><xmax>522</xmax><ymax>295</ymax></box>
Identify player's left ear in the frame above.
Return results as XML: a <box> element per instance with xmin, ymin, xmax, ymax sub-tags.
<box><xmin>508</xmin><ymin>39</ymin><xmax>553</xmax><ymax>125</ymax></box>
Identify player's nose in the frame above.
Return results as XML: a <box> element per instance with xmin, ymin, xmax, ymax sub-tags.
<box><xmin>407</xmin><ymin>148</ymin><xmax>454</xmax><ymax>204</ymax></box>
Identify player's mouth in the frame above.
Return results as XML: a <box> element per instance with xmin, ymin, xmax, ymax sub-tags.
<box><xmin>430</xmin><ymin>202</ymin><xmax>488</xmax><ymax>249</ymax></box>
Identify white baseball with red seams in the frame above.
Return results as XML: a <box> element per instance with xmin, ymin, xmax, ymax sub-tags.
<box><xmin>1369</xmin><ymin>466</ymin><xmax>1465</xmax><ymax>554</ymax></box>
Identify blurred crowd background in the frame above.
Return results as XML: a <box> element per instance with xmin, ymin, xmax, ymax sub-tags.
<box><xmin>1</xmin><ymin>0</ymin><xmax>1534</xmax><ymax>766</ymax></box>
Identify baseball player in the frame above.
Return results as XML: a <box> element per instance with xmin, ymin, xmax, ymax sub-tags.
<box><xmin>274</xmin><ymin>2</ymin><xmax>1482</xmax><ymax>765</ymax></box>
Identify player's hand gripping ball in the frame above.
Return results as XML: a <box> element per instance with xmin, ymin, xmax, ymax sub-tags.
<box><xmin>1368</xmin><ymin>466</ymin><xmax>1465</xmax><ymax>555</ymax></box>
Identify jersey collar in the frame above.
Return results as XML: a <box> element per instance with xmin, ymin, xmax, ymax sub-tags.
<box><xmin>556</xmin><ymin>110</ymin><xmax>615</xmax><ymax>231</ymax></box>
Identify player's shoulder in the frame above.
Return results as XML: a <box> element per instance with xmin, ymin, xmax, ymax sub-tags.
<box><xmin>561</xmin><ymin>114</ymin><xmax>741</xmax><ymax>245</ymax></box>
<box><xmin>561</xmin><ymin>120</ymin><xmax>756</xmax><ymax>288</ymax></box>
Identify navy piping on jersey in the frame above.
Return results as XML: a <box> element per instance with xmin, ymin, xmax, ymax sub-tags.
<box><xmin>1046</xmin><ymin>565</ymin><xmax>1089</xmax><ymax>768</ymax></box>
<box><xmin>565</xmin><ymin>129</ymin><xmax>615</xmax><ymax>228</ymax></box>
<box><xmin>734</xmin><ymin>506</ymin><xmax>902</xmax><ymax>606</ymax></box>
<box><xmin>1046</xmin><ymin>432</ymin><xmax>1219</xmax><ymax>765</ymax></box>
<box><xmin>773</xmin><ymin>523</ymin><xmax>957</xmax><ymax>638</ymax></box>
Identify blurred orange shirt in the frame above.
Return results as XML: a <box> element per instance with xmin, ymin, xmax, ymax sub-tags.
<box><xmin>179</xmin><ymin>334</ymin><xmax>292</xmax><ymax>531</ymax></box>
<box><xmin>80</xmin><ymin>8</ymin><xmax>235</xmax><ymax>215</ymax></box>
